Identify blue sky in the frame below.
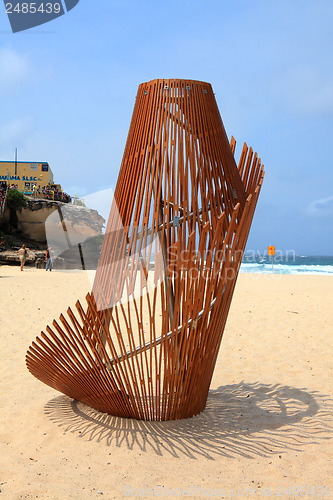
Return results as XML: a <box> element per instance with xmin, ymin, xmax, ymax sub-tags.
<box><xmin>0</xmin><ymin>0</ymin><xmax>332</xmax><ymax>255</ymax></box>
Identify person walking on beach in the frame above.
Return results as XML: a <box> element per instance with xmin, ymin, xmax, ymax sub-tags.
<box><xmin>18</xmin><ymin>244</ymin><xmax>29</xmax><ymax>271</ymax></box>
<box><xmin>45</xmin><ymin>245</ymin><xmax>52</xmax><ymax>271</ymax></box>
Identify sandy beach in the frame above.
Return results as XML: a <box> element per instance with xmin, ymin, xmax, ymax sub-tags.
<box><xmin>0</xmin><ymin>266</ymin><xmax>332</xmax><ymax>499</ymax></box>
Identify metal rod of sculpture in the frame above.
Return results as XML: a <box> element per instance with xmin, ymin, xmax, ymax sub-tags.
<box><xmin>26</xmin><ymin>79</ymin><xmax>264</xmax><ymax>421</ymax></box>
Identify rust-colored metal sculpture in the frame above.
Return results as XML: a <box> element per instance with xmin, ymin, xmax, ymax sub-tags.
<box><xmin>26</xmin><ymin>79</ymin><xmax>264</xmax><ymax>421</ymax></box>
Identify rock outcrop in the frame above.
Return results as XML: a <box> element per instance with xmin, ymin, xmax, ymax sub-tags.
<box><xmin>1</xmin><ymin>198</ymin><xmax>105</xmax><ymax>243</ymax></box>
<box><xmin>0</xmin><ymin>198</ymin><xmax>105</xmax><ymax>269</ymax></box>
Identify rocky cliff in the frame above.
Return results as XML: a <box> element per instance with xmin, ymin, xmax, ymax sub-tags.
<box><xmin>1</xmin><ymin>198</ymin><xmax>105</xmax><ymax>243</ymax></box>
<box><xmin>0</xmin><ymin>198</ymin><xmax>105</xmax><ymax>269</ymax></box>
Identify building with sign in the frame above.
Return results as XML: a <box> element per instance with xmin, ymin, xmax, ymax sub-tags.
<box><xmin>0</xmin><ymin>161</ymin><xmax>59</xmax><ymax>193</ymax></box>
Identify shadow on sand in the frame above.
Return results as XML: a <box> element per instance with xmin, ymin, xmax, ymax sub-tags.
<box><xmin>45</xmin><ymin>381</ymin><xmax>332</xmax><ymax>460</ymax></box>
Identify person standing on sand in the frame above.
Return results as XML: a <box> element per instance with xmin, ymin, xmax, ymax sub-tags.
<box><xmin>45</xmin><ymin>245</ymin><xmax>52</xmax><ymax>271</ymax></box>
<box><xmin>18</xmin><ymin>244</ymin><xmax>29</xmax><ymax>271</ymax></box>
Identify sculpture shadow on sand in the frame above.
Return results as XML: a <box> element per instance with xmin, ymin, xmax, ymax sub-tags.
<box><xmin>44</xmin><ymin>380</ymin><xmax>333</xmax><ymax>460</ymax></box>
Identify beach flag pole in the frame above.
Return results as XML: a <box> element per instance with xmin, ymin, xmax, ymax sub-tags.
<box><xmin>268</xmin><ymin>245</ymin><xmax>275</xmax><ymax>273</ymax></box>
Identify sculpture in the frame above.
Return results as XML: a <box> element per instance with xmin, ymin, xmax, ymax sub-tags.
<box><xmin>26</xmin><ymin>79</ymin><xmax>264</xmax><ymax>421</ymax></box>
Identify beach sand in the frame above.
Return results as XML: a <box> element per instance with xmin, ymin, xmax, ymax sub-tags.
<box><xmin>0</xmin><ymin>266</ymin><xmax>332</xmax><ymax>499</ymax></box>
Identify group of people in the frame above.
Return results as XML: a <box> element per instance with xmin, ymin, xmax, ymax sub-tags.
<box><xmin>0</xmin><ymin>181</ymin><xmax>71</xmax><ymax>204</ymax></box>
<box><xmin>40</xmin><ymin>186</ymin><xmax>71</xmax><ymax>203</ymax></box>
<box><xmin>18</xmin><ymin>245</ymin><xmax>52</xmax><ymax>272</ymax></box>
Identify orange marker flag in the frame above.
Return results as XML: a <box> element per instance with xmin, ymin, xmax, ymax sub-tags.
<box><xmin>268</xmin><ymin>246</ymin><xmax>275</xmax><ymax>273</ymax></box>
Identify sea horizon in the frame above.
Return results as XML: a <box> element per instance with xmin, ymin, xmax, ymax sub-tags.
<box><xmin>240</xmin><ymin>254</ymin><xmax>333</xmax><ymax>276</ymax></box>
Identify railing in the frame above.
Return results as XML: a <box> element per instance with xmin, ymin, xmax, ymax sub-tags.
<box><xmin>30</xmin><ymin>190</ymin><xmax>71</xmax><ymax>203</ymax></box>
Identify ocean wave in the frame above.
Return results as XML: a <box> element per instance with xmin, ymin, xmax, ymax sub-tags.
<box><xmin>240</xmin><ymin>263</ymin><xmax>333</xmax><ymax>275</ymax></box>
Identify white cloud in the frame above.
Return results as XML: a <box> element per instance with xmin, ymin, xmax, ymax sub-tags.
<box><xmin>0</xmin><ymin>48</ymin><xmax>29</xmax><ymax>88</ymax></box>
<box><xmin>307</xmin><ymin>196</ymin><xmax>333</xmax><ymax>217</ymax></box>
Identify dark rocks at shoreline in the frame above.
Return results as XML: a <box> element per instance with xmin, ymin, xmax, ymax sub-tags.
<box><xmin>0</xmin><ymin>232</ymin><xmax>103</xmax><ymax>270</ymax></box>
<box><xmin>0</xmin><ymin>231</ymin><xmax>46</xmax><ymax>266</ymax></box>
<box><xmin>0</xmin><ymin>249</ymin><xmax>46</xmax><ymax>267</ymax></box>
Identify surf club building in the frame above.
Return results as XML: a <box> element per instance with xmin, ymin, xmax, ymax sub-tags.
<box><xmin>0</xmin><ymin>160</ymin><xmax>56</xmax><ymax>193</ymax></box>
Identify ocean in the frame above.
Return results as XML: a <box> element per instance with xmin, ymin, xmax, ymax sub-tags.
<box><xmin>240</xmin><ymin>255</ymin><xmax>333</xmax><ymax>276</ymax></box>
